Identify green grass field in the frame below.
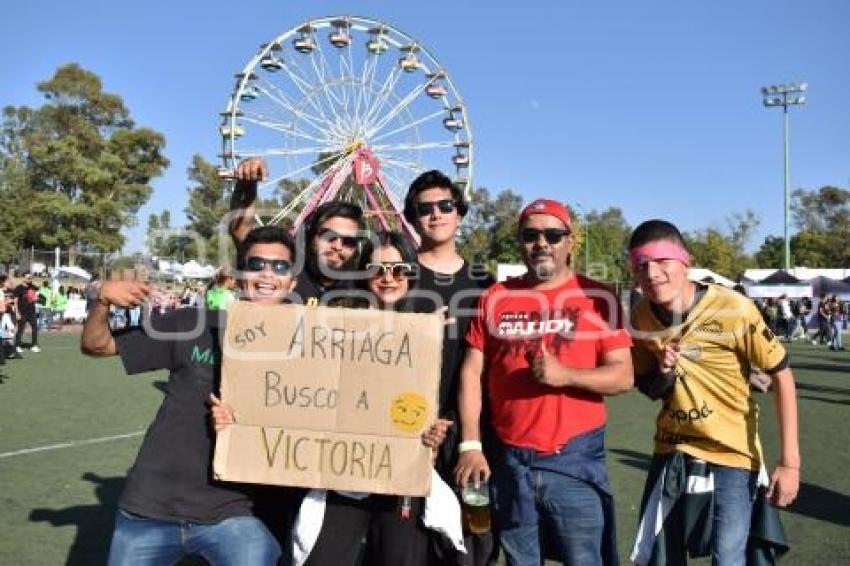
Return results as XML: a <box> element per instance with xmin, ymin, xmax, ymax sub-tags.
<box><xmin>1</xmin><ymin>332</ymin><xmax>848</xmax><ymax>564</ymax></box>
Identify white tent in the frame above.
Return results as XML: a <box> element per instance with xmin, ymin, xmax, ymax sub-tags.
<box><xmin>55</xmin><ymin>266</ymin><xmax>92</xmax><ymax>281</ymax></box>
<box><xmin>181</xmin><ymin>260</ymin><xmax>215</xmax><ymax>279</ymax></box>
<box><xmin>743</xmin><ymin>267</ymin><xmax>850</xmax><ymax>282</ymax></box>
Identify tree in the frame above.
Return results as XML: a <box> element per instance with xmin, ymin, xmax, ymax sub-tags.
<box><xmin>754</xmin><ymin>236</ymin><xmax>783</xmax><ymax>268</ymax></box>
<box><xmin>458</xmin><ymin>187</ymin><xmax>524</xmax><ymax>270</ymax></box>
<box><xmin>726</xmin><ymin>209</ymin><xmax>760</xmax><ymax>271</ymax></box>
<box><xmin>580</xmin><ymin>207</ymin><xmax>631</xmax><ymax>283</ymax></box>
<box><xmin>0</xmin><ymin>107</ymin><xmax>36</xmax><ymax>265</ymax></box>
<box><xmin>792</xmin><ymin>186</ymin><xmax>850</xmax><ymax>233</ymax></box>
<box><xmin>685</xmin><ymin>229</ymin><xmax>737</xmax><ymax>277</ymax></box>
<box><xmin>146</xmin><ymin>210</ymin><xmax>185</xmax><ymax>258</ymax></box>
<box><xmin>4</xmin><ymin>64</ymin><xmax>168</xmax><ymax>264</ymax></box>
<box><xmin>788</xmin><ymin>185</ymin><xmax>850</xmax><ymax>267</ymax></box>
<box><xmin>758</xmin><ymin>186</ymin><xmax>850</xmax><ymax>268</ymax></box>
<box><xmin>182</xmin><ymin>155</ymin><xmax>230</xmax><ymax>263</ymax></box>
<box><xmin>755</xmin><ymin>230</ymin><xmax>832</xmax><ymax>269</ymax></box>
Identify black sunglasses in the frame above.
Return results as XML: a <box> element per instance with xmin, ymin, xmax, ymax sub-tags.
<box><xmin>415</xmin><ymin>198</ymin><xmax>456</xmax><ymax>217</ymax></box>
<box><xmin>366</xmin><ymin>262</ymin><xmax>414</xmax><ymax>280</ymax></box>
<box><xmin>244</xmin><ymin>256</ymin><xmax>292</xmax><ymax>275</ymax></box>
<box><xmin>317</xmin><ymin>228</ymin><xmax>360</xmax><ymax>248</ymax></box>
<box><xmin>520</xmin><ymin>228</ymin><xmax>571</xmax><ymax>245</ymax></box>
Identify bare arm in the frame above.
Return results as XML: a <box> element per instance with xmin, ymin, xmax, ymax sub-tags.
<box><xmin>454</xmin><ymin>347</ymin><xmax>490</xmax><ymax>486</ymax></box>
<box><xmin>80</xmin><ymin>281</ymin><xmax>150</xmax><ymax>357</ymax></box>
<box><xmin>766</xmin><ymin>367</ymin><xmax>800</xmax><ymax>507</ymax></box>
<box><xmin>228</xmin><ymin>158</ymin><xmax>268</xmax><ymax>245</ymax></box>
<box><xmin>80</xmin><ymin>300</ymin><xmax>115</xmax><ymax>356</ymax></box>
<box><xmin>458</xmin><ymin>347</ymin><xmax>485</xmax><ymax>442</ymax></box>
<box><xmin>533</xmin><ymin>343</ymin><xmax>634</xmax><ymax>395</ymax></box>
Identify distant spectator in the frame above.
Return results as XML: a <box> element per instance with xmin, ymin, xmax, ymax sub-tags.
<box><xmin>38</xmin><ymin>281</ymin><xmax>53</xmax><ymax>331</ymax></box>
<box><xmin>53</xmin><ymin>286</ymin><xmax>68</xmax><ymax>328</ymax></box>
<box><xmin>828</xmin><ymin>295</ymin><xmax>844</xmax><ymax>351</ymax></box>
<box><xmin>812</xmin><ymin>295</ymin><xmax>830</xmax><ymax>345</ymax></box>
<box><xmin>778</xmin><ymin>295</ymin><xmax>794</xmax><ymax>341</ymax></box>
<box><xmin>205</xmin><ymin>267</ymin><xmax>236</xmax><ymax>311</ymax></box>
<box><xmin>14</xmin><ymin>272</ymin><xmax>41</xmax><ymax>353</ymax></box>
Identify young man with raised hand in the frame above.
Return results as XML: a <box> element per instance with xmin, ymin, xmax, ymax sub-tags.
<box><xmin>229</xmin><ymin>158</ymin><xmax>364</xmax><ymax>305</ymax></box>
<box><xmin>455</xmin><ymin>199</ymin><xmax>633</xmax><ymax>566</ymax></box>
<box><xmin>81</xmin><ymin>226</ymin><xmax>299</xmax><ymax>566</ymax></box>
<box><xmin>627</xmin><ymin>219</ymin><xmax>799</xmax><ymax>566</ymax></box>
<box><xmin>403</xmin><ymin>170</ymin><xmax>494</xmax><ymax>565</ymax></box>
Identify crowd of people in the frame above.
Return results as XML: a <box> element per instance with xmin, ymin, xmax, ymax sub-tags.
<box><xmin>757</xmin><ymin>294</ymin><xmax>848</xmax><ymax>350</ymax></box>
<box><xmin>74</xmin><ymin>158</ymin><xmax>807</xmax><ymax>566</ymax></box>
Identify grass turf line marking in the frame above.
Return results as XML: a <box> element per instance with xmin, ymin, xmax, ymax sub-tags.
<box><xmin>0</xmin><ymin>431</ymin><xmax>144</xmax><ymax>460</ymax></box>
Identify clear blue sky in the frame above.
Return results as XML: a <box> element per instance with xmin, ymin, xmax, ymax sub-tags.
<box><xmin>2</xmin><ymin>0</ymin><xmax>848</xmax><ymax>254</ymax></box>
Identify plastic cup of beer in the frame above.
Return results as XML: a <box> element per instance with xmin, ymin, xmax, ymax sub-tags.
<box><xmin>461</xmin><ymin>479</ymin><xmax>491</xmax><ymax>534</ymax></box>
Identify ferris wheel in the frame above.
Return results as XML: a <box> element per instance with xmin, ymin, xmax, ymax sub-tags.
<box><xmin>219</xmin><ymin>15</ymin><xmax>473</xmax><ymax>243</ymax></box>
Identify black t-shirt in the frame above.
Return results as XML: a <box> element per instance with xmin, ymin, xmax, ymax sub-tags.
<box><xmin>415</xmin><ymin>262</ymin><xmax>492</xmax><ymax>415</ymax></box>
<box><xmin>13</xmin><ymin>283</ymin><xmax>39</xmax><ymax>316</ymax></box>
<box><xmin>114</xmin><ymin>308</ymin><xmax>257</xmax><ymax>523</ymax></box>
<box><xmin>413</xmin><ymin>261</ymin><xmax>493</xmax><ymax>477</ymax></box>
<box><xmin>291</xmin><ymin>270</ymin><xmax>354</xmax><ymax>305</ymax></box>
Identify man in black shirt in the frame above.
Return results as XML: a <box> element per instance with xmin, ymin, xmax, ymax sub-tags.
<box><xmin>229</xmin><ymin>158</ymin><xmax>364</xmax><ymax>305</ymax></box>
<box><xmin>13</xmin><ymin>272</ymin><xmax>40</xmax><ymax>353</ymax></box>
<box><xmin>403</xmin><ymin>170</ymin><xmax>495</xmax><ymax>566</ymax></box>
<box><xmin>81</xmin><ymin>226</ymin><xmax>299</xmax><ymax>566</ymax></box>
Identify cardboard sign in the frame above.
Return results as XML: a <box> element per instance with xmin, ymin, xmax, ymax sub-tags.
<box><xmin>213</xmin><ymin>302</ymin><xmax>443</xmax><ymax>496</ymax></box>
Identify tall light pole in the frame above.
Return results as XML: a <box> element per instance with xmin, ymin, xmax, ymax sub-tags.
<box><xmin>761</xmin><ymin>82</ymin><xmax>807</xmax><ymax>271</ymax></box>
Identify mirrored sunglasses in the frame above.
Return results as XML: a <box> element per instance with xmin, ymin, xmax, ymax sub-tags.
<box><xmin>244</xmin><ymin>256</ymin><xmax>292</xmax><ymax>275</ymax></box>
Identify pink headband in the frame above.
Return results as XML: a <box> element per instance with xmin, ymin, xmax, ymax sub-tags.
<box><xmin>629</xmin><ymin>241</ymin><xmax>691</xmax><ymax>269</ymax></box>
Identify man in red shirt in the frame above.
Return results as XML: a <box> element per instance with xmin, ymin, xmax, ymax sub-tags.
<box><xmin>455</xmin><ymin>199</ymin><xmax>633</xmax><ymax>565</ymax></box>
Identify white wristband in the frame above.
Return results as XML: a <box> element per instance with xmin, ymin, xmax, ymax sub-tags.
<box><xmin>458</xmin><ymin>440</ymin><xmax>483</xmax><ymax>453</ymax></box>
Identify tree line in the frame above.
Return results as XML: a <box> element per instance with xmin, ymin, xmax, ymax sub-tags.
<box><xmin>3</xmin><ymin>64</ymin><xmax>848</xmax><ymax>281</ymax></box>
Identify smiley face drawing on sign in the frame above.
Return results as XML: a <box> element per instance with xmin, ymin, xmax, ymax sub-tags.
<box><xmin>389</xmin><ymin>392</ymin><xmax>429</xmax><ymax>434</ymax></box>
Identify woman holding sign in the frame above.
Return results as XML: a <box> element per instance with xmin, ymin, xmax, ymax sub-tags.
<box><xmin>212</xmin><ymin>230</ymin><xmax>454</xmax><ymax>566</ymax></box>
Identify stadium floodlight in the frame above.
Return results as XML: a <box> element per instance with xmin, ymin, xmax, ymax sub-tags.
<box><xmin>760</xmin><ymin>82</ymin><xmax>807</xmax><ymax>271</ymax></box>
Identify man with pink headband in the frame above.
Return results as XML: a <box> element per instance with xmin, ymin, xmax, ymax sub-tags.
<box><xmin>627</xmin><ymin>219</ymin><xmax>799</xmax><ymax>566</ymax></box>
<box><xmin>455</xmin><ymin>198</ymin><xmax>633</xmax><ymax>565</ymax></box>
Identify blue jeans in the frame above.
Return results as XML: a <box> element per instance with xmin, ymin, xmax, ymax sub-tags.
<box><xmin>831</xmin><ymin>320</ymin><xmax>843</xmax><ymax>349</ymax></box>
<box><xmin>711</xmin><ymin>465</ymin><xmax>758</xmax><ymax>566</ymax></box>
<box><xmin>107</xmin><ymin>508</ymin><xmax>281</xmax><ymax>566</ymax></box>
<box><xmin>491</xmin><ymin>436</ymin><xmax>609</xmax><ymax>566</ymax></box>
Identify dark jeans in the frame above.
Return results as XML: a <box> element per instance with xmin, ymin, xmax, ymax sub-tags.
<box><xmin>306</xmin><ymin>492</ymin><xmax>428</xmax><ymax>566</ymax></box>
<box><xmin>15</xmin><ymin>312</ymin><xmax>38</xmax><ymax>347</ymax></box>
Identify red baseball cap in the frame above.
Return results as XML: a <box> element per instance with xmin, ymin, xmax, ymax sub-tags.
<box><xmin>519</xmin><ymin>199</ymin><xmax>572</xmax><ymax>228</ymax></box>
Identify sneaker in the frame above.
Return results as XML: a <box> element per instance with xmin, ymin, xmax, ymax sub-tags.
<box><xmin>15</xmin><ymin>346</ymin><xmax>23</xmax><ymax>353</ymax></box>
<box><xmin>29</xmin><ymin>345</ymin><xmax>41</xmax><ymax>353</ymax></box>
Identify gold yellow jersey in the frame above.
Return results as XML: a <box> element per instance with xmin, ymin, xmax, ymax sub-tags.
<box><xmin>631</xmin><ymin>284</ymin><xmax>788</xmax><ymax>470</ymax></box>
